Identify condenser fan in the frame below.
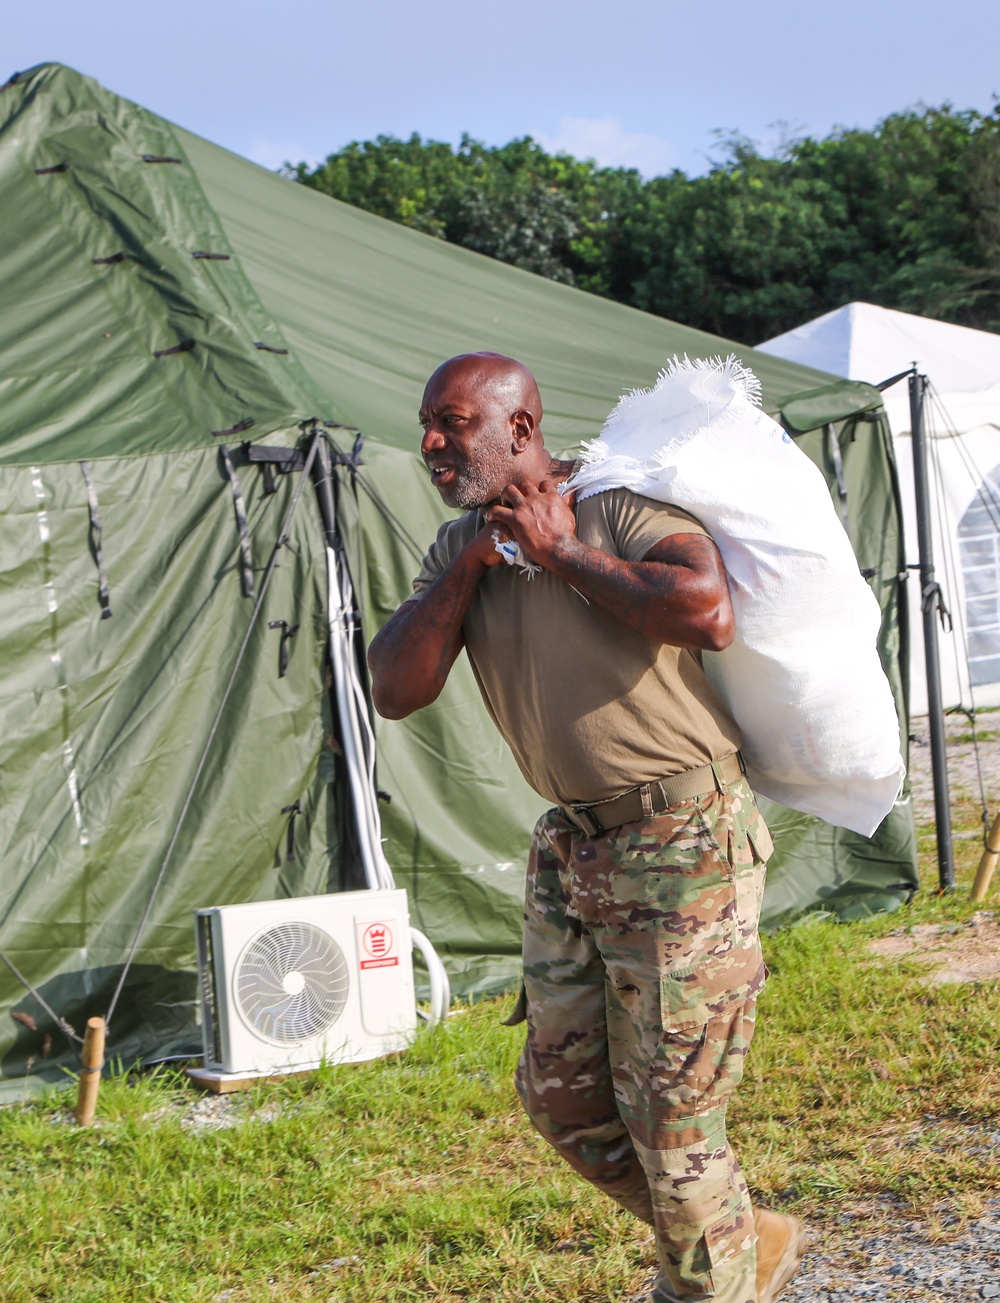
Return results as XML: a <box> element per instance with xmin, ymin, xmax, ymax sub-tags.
<box><xmin>235</xmin><ymin>920</ymin><xmax>351</xmax><ymax>1044</ymax></box>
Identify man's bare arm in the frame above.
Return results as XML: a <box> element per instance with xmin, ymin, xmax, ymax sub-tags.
<box><xmin>485</xmin><ymin>481</ymin><xmax>734</xmax><ymax>651</ymax></box>
<box><xmin>367</xmin><ymin>527</ymin><xmax>503</xmax><ymax>719</ymax></box>
<box><xmin>545</xmin><ymin>531</ymin><xmax>734</xmax><ymax>649</ymax></box>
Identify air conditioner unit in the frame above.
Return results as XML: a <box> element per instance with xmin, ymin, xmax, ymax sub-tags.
<box><xmin>194</xmin><ymin>888</ymin><xmax>416</xmax><ymax>1080</ymax></box>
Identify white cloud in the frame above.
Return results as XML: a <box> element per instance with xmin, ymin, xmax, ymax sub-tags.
<box><xmin>245</xmin><ymin>137</ymin><xmax>322</xmax><ymax>172</ymax></box>
<box><xmin>534</xmin><ymin>116</ymin><xmax>676</xmax><ymax>177</ymax></box>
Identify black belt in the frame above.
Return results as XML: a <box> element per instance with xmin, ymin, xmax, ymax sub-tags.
<box><xmin>560</xmin><ymin>752</ymin><xmax>746</xmax><ymax>836</ymax></box>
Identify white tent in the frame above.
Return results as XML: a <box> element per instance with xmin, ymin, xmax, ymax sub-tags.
<box><xmin>760</xmin><ymin>303</ymin><xmax>1000</xmax><ymax>717</ymax></box>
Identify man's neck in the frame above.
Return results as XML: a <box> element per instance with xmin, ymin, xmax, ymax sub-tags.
<box><xmin>545</xmin><ymin>455</ymin><xmax>576</xmax><ymax>484</ymax></box>
<box><xmin>512</xmin><ymin>454</ymin><xmax>574</xmax><ymax>489</ymax></box>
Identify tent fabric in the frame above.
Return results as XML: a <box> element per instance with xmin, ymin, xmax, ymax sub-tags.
<box><xmin>760</xmin><ymin>302</ymin><xmax>1000</xmax><ymax>715</ymax></box>
<box><xmin>175</xmin><ymin>127</ymin><xmax>829</xmax><ymax>452</ymax></box>
<box><xmin>780</xmin><ymin>380</ymin><xmax>885</xmax><ymax>433</ymax></box>
<box><xmin>0</xmin><ymin>447</ymin><xmax>342</xmax><ymax>1095</ymax></box>
<box><xmin>765</xmin><ymin>384</ymin><xmax>915</xmax><ymax>923</ymax></box>
<box><xmin>0</xmin><ymin>67</ymin><xmax>328</xmax><ymax>465</ymax></box>
<box><xmin>0</xmin><ymin>64</ymin><xmax>916</xmax><ymax>1096</ymax></box>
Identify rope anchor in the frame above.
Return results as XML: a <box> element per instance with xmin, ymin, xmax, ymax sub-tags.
<box><xmin>74</xmin><ymin>1017</ymin><xmax>106</xmax><ymax>1126</ymax></box>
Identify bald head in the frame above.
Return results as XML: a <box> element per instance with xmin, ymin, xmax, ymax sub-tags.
<box><xmin>419</xmin><ymin>352</ymin><xmax>548</xmax><ymax>509</ymax></box>
<box><xmin>425</xmin><ymin>353</ymin><xmax>543</xmax><ymax>424</ymax></box>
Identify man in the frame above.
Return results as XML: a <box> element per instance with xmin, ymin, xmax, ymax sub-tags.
<box><xmin>367</xmin><ymin>352</ymin><xmax>806</xmax><ymax>1303</ymax></box>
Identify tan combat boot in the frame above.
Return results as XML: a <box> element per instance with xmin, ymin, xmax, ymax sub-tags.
<box><xmin>754</xmin><ymin>1208</ymin><xmax>807</xmax><ymax>1303</ymax></box>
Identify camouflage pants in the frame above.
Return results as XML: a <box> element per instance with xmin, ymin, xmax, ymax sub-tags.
<box><xmin>514</xmin><ymin>777</ymin><xmax>771</xmax><ymax>1302</ymax></box>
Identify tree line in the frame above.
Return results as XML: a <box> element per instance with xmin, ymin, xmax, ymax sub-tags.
<box><xmin>289</xmin><ymin>104</ymin><xmax>1000</xmax><ymax>346</ymax></box>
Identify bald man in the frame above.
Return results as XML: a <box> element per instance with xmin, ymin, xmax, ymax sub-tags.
<box><xmin>368</xmin><ymin>354</ymin><xmax>805</xmax><ymax>1303</ymax></box>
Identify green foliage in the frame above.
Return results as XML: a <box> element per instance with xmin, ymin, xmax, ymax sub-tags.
<box><xmin>292</xmin><ymin>104</ymin><xmax>1000</xmax><ymax>343</ymax></box>
<box><xmin>291</xmin><ymin>133</ymin><xmax>644</xmax><ymax>288</ymax></box>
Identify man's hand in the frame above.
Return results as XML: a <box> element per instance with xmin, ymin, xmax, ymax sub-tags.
<box><xmin>484</xmin><ymin>480</ymin><xmax>578</xmax><ymax>569</ymax></box>
<box><xmin>488</xmin><ymin>481</ymin><xmax>733</xmax><ymax>651</ymax></box>
<box><xmin>464</xmin><ymin>521</ymin><xmax>513</xmax><ymax>569</ymax></box>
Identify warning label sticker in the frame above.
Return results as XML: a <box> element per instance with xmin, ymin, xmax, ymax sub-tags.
<box><xmin>357</xmin><ymin>919</ymin><xmax>399</xmax><ymax>970</ymax></box>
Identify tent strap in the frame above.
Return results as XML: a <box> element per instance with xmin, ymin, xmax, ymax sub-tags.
<box><xmin>825</xmin><ymin>424</ymin><xmax>850</xmax><ymax>533</ymax></box>
<box><xmin>80</xmin><ymin>461</ymin><xmax>112</xmax><ymax>619</ymax></box>
<box><xmin>219</xmin><ymin>444</ymin><xmax>255</xmax><ymax>598</ymax></box>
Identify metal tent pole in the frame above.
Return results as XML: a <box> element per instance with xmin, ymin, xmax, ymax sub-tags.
<box><xmin>909</xmin><ymin>368</ymin><xmax>955</xmax><ymax>890</ymax></box>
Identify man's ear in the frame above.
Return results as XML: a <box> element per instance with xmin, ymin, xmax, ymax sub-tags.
<box><xmin>510</xmin><ymin>409</ymin><xmax>535</xmax><ymax>452</ymax></box>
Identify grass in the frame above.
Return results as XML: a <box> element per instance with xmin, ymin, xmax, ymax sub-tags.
<box><xmin>945</xmin><ymin>729</ymin><xmax>997</xmax><ymax>745</ymax></box>
<box><xmin>1</xmin><ymin>803</ymin><xmax>998</xmax><ymax>1302</ymax></box>
<box><xmin>736</xmin><ymin>798</ymin><xmax>1000</xmax><ymax>1227</ymax></box>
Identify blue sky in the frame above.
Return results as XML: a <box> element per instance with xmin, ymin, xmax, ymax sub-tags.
<box><xmin>6</xmin><ymin>0</ymin><xmax>998</xmax><ymax>177</ymax></box>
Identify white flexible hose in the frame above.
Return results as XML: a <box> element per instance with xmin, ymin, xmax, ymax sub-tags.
<box><xmin>325</xmin><ymin>538</ymin><xmax>451</xmax><ymax>1025</ymax></box>
<box><xmin>409</xmin><ymin>927</ymin><xmax>451</xmax><ymax>1026</ymax></box>
<box><xmin>326</xmin><ymin>545</ymin><xmax>392</xmax><ymax>890</ymax></box>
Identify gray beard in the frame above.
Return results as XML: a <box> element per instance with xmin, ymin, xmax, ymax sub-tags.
<box><xmin>437</xmin><ymin>442</ymin><xmax>513</xmax><ymax>511</ymax></box>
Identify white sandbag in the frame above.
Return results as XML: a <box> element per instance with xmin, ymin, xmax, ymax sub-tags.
<box><xmin>566</xmin><ymin>355</ymin><xmax>905</xmax><ymax>837</ymax></box>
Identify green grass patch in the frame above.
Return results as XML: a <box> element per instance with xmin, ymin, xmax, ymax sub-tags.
<box><xmin>1</xmin><ymin>802</ymin><xmax>998</xmax><ymax>1301</ymax></box>
<box><xmin>944</xmin><ymin>729</ymin><xmax>997</xmax><ymax>745</ymax></box>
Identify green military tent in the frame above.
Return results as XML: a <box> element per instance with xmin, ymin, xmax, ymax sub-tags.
<box><xmin>0</xmin><ymin>63</ymin><xmax>917</xmax><ymax>1096</ymax></box>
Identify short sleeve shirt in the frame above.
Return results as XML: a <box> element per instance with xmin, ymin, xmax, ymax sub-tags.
<box><xmin>409</xmin><ymin>487</ymin><xmax>742</xmax><ymax>807</ymax></box>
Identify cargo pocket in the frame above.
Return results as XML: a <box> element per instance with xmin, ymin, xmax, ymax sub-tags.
<box><xmin>731</xmin><ymin>816</ymin><xmax>770</xmax><ymax>945</ymax></box>
<box><xmin>681</xmin><ymin>1231</ymin><xmax>717</xmax><ymax>1298</ymax></box>
<box><xmin>659</xmin><ymin>965</ymin><xmax>714</xmax><ymax>1030</ymax></box>
<box><xmin>701</xmin><ymin>1208</ymin><xmax>754</xmax><ymax>1295</ymax></box>
<box><xmin>670</xmin><ymin>1212</ymin><xmax>743</xmax><ymax>1298</ymax></box>
<box><xmin>748</xmin><ymin>818</ymin><xmax>774</xmax><ymax>864</ymax></box>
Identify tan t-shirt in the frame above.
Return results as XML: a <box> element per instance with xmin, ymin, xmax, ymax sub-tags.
<box><xmin>409</xmin><ymin>487</ymin><xmax>742</xmax><ymax>806</ymax></box>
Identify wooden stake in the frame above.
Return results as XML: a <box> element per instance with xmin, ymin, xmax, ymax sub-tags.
<box><xmin>971</xmin><ymin>812</ymin><xmax>1000</xmax><ymax>903</ymax></box>
<box><xmin>74</xmin><ymin>1016</ymin><xmax>106</xmax><ymax>1126</ymax></box>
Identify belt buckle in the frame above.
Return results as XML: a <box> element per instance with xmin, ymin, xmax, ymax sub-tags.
<box><xmin>570</xmin><ymin>804</ymin><xmax>602</xmax><ymax>837</ymax></box>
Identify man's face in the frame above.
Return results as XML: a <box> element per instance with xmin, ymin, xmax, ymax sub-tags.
<box><xmin>418</xmin><ymin>368</ymin><xmax>516</xmax><ymax>510</ymax></box>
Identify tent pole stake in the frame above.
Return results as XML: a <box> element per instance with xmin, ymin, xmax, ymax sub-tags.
<box><xmin>972</xmin><ymin>812</ymin><xmax>1000</xmax><ymax>902</ymax></box>
<box><xmin>75</xmin><ymin>1017</ymin><xmax>106</xmax><ymax>1126</ymax></box>
<box><xmin>909</xmin><ymin>368</ymin><xmax>955</xmax><ymax>890</ymax></box>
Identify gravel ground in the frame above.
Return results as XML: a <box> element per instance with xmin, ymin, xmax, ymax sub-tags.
<box><xmin>776</xmin><ymin>717</ymin><xmax>1000</xmax><ymax>1301</ymax></box>
<box><xmin>782</xmin><ymin>1193</ymin><xmax>1000</xmax><ymax>1301</ymax></box>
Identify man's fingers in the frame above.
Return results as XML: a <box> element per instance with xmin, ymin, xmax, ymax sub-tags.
<box><xmin>538</xmin><ymin>477</ymin><xmax>575</xmax><ymax>507</ymax></box>
<box><xmin>485</xmin><ymin>504</ymin><xmax>515</xmax><ymax>526</ymax></box>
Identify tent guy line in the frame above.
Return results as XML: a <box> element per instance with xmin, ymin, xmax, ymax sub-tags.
<box><xmin>0</xmin><ymin>953</ymin><xmax>83</xmax><ymax>1048</ymax></box>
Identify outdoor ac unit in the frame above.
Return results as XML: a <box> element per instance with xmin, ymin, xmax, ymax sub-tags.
<box><xmin>194</xmin><ymin>888</ymin><xmax>416</xmax><ymax>1077</ymax></box>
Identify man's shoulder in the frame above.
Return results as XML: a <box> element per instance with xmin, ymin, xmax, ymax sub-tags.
<box><xmin>578</xmin><ymin>486</ymin><xmax>708</xmax><ymax>536</ymax></box>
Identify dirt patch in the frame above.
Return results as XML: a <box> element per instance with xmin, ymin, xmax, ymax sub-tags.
<box><xmin>867</xmin><ymin>911</ymin><xmax>1000</xmax><ymax>983</ymax></box>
